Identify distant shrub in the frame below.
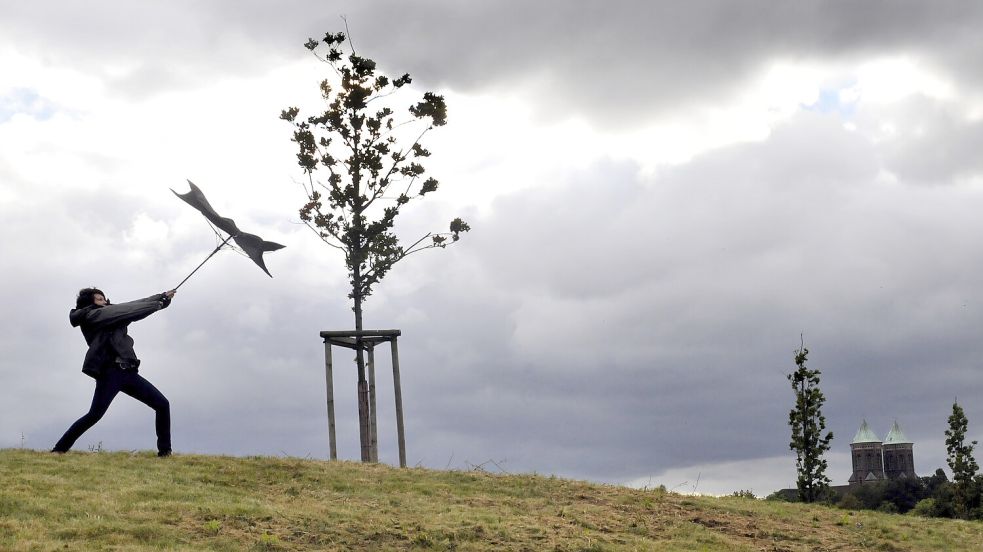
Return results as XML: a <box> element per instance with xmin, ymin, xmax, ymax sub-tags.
<box><xmin>819</xmin><ymin>486</ymin><xmax>840</xmax><ymax>505</ymax></box>
<box><xmin>765</xmin><ymin>490</ymin><xmax>798</xmax><ymax>502</ymax></box>
<box><xmin>852</xmin><ymin>483</ymin><xmax>885</xmax><ymax>510</ymax></box>
<box><xmin>932</xmin><ymin>481</ymin><xmax>957</xmax><ymax>518</ymax></box>
<box><xmin>910</xmin><ymin>498</ymin><xmax>936</xmax><ymax>517</ymax></box>
<box><xmin>882</xmin><ymin>476</ymin><xmax>927</xmax><ymax>513</ymax></box>
<box><xmin>731</xmin><ymin>489</ymin><xmax>756</xmax><ymax>499</ymax></box>
<box><xmin>877</xmin><ymin>501</ymin><xmax>899</xmax><ymax>514</ymax></box>
<box><xmin>837</xmin><ymin>493</ymin><xmax>862</xmax><ymax>510</ymax></box>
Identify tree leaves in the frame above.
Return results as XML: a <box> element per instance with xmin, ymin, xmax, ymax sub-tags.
<box><xmin>283</xmin><ymin>30</ymin><xmax>470</xmax><ymax>303</ymax></box>
<box><xmin>321</xmin><ymin>32</ymin><xmax>346</xmax><ymax>46</ymax></box>
<box><xmin>279</xmin><ymin>107</ymin><xmax>299</xmax><ymax>122</ymax></box>
<box><xmin>419</xmin><ymin>178</ymin><xmax>438</xmax><ymax>195</ymax></box>
<box><xmin>409</xmin><ymin>92</ymin><xmax>447</xmax><ymax>127</ymax></box>
<box><xmin>449</xmin><ymin>218</ymin><xmax>470</xmax><ymax>242</ymax></box>
<box><xmin>945</xmin><ymin>402</ymin><xmax>980</xmax><ymax>518</ymax></box>
<box><xmin>787</xmin><ymin>345</ymin><xmax>834</xmax><ymax>503</ymax></box>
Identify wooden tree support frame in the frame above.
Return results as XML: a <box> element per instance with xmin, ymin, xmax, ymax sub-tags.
<box><xmin>320</xmin><ymin>329</ymin><xmax>406</xmax><ymax>467</ymax></box>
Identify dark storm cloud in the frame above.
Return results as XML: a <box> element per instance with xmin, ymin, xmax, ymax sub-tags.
<box><xmin>4</xmin><ymin>1</ymin><xmax>983</xmax><ymax>125</ymax></box>
<box><xmin>340</xmin><ymin>0</ymin><xmax>983</xmax><ymax>127</ymax></box>
<box><xmin>0</xmin><ymin>1</ymin><xmax>293</xmax><ymax>98</ymax></box>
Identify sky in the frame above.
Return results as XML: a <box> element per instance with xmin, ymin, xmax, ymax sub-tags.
<box><xmin>2</xmin><ymin>0</ymin><xmax>983</xmax><ymax>496</ymax></box>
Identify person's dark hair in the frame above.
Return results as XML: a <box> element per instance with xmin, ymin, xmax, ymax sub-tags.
<box><xmin>76</xmin><ymin>288</ymin><xmax>106</xmax><ymax>309</ymax></box>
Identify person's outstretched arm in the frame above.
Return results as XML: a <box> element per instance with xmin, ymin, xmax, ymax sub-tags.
<box><xmin>81</xmin><ymin>291</ymin><xmax>175</xmax><ymax>328</ymax></box>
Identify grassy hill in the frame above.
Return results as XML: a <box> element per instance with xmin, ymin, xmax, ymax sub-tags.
<box><xmin>2</xmin><ymin>449</ymin><xmax>982</xmax><ymax>551</ymax></box>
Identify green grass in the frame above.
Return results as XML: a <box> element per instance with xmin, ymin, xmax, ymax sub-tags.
<box><xmin>2</xmin><ymin>449</ymin><xmax>983</xmax><ymax>550</ymax></box>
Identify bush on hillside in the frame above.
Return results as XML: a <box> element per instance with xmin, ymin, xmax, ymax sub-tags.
<box><xmin>837</xmin><ymin>493</ymin><xmax>861</xmax><ymax>510</ymax></box>
<box><xmin>765</xmin><ymin>490</ymin><xmax>797</xmax><ymax>502</ymax></box>
<box><xmin>877</xmin><ymin>501</ymin><xmax>900</xmax><ymax>514</ymax></box>
<box><xmin>910</xmin><ymin>498</ymin><xmax>936</xmax><ymax>517</ymax></box>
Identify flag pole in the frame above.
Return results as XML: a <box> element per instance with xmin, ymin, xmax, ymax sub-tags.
<box><xmin>173</xmin><ymin>234</ymin><xmax>236</xmax><ymax>290</ymax></box>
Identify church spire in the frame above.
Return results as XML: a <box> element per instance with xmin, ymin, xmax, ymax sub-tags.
<box><xmin>851</xmin><ymin>419</ymin><xmax>881</xmax><ymax>444</ymax></box>
<box><xmin>883</xmin><ymin>420</ymin><xmax>912</xmax><ymax>445</ymax></box>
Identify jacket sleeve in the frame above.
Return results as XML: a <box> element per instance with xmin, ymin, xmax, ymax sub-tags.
<box><xmin>82</xmin><ymin>297</ymin><xmax>164</xmax><ymax>329</ymax></box>
<box><xmin>134</xmin><ymin>293</ymin><xmax>167</xmax><ymax>303</ymax></box>
<box><xmin>138</xmin><ymin>292</ymin><xmax>172</xmax><ymax>309</ymax></box>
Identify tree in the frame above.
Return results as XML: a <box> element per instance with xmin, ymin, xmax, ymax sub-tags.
<box><xmin>881</xmin><ymin>476</ymin><xmax>926</xmax><ymax>513</ymax></box>
<box><xmin>281</xmin><ymin>31</ymin><xmax>470</xmax><ymax>461</ymax></box>
<box><xmin>925</xmin><ymin>467</ymin><xmax>949</xmax><ymax>495</ymax></box>
<box><xmin>945</xmin><ymin>400</ymin><xmax>979</xmax><ymax>518</ymax></box>
<box><xmin>787</xmin><ymin>342</ymin><xmax>833</xmax><ymax>503</ymax></box>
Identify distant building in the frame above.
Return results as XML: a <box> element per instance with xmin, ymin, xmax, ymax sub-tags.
<box><xmin>848</xmin><ymin>420</ymin><xmax>916</xmax><ymax>486</ymax></box>
<box><xmin>774</xmin><ymin>420</ymin><xmax>918</xmax><ymax>499</ymax></box>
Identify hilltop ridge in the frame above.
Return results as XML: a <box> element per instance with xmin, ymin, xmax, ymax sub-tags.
<box><xmin>1</xmin><ymin>449</ymin><xmax>981</xmax><ymax>551</ymax></box>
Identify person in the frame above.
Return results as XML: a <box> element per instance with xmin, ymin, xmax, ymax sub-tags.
<box><xmin>52</xmin><ymin>287</ymin><xmax>177</xmax><ymax>456</ymax></box>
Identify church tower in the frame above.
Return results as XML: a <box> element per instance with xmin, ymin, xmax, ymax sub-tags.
<box><xmin>883</xmin><ymin>420</ymin><xmax>916</xmax><ymax>480</ymax></box>
<box><xmin>849</xmin><ymin>419</ymin><xmax>884</xmax><ymax>485</ymax></box>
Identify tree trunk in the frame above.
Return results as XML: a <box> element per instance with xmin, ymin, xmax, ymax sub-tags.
<box><xmin>353</xmin><ymin>290</ymin><xmax>371</xmax><ymax>462</ymax></box>
<box><xmin>351</xmin><ymin>129</ymin><xmax>372</xmax><ymax>462</ymax></box>
<box><xmin>349</xmin><ymin>122</ymin><xmax>373</xmax><ymax>463</ymax></box>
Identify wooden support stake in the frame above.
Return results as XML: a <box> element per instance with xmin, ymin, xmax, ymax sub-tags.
<box><xmin>391</xmin><ymin>336</ymin><xmax>407</xmax><ymax>467</ymax></box>
<box><xmin>368</xmin><ymin>345</ymin><xmax>378</xmax><ymax>463</ymax></box>
<box><xmin>324</xmin><ymin>341</ymin><xmax>337</xmax><ymax>460</ymax></box>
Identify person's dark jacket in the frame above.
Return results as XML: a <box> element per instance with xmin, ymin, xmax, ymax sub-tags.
<box><xmin>69</xmin><ymin>293</ymin><xmax>170</xmax><ymax>379</ymax></box>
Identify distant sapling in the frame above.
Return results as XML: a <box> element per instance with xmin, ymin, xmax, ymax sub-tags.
<box><xmin>787</xmin><ymin>342</ymin><xmax>833</xmax><ymax>503</ymax></box>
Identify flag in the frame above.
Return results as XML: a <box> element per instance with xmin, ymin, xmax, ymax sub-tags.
<box><xmin>172</xmin><ymin>180</ymin><xmax>285</xmax><ymax>278</ymax></box>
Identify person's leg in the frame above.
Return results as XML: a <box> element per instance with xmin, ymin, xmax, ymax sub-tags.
<box><xmin>52</xmin><ymin>370</ymin><xmax>123</xmax><ymax>452</ymax></box>
<box><xmin>121</xmin><ymin>372</ymin><xmax>171</xmax><ymax>455</ymax></box>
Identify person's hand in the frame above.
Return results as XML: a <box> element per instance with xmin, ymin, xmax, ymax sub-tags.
<box><xmin>161</xmin><ymin>289</ymin><xmax>176</xmax><ymax>309</ymax></box>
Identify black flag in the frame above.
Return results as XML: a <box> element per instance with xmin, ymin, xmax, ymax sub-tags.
<box><xmin>172</xmin><ymin>180</ymin><xmax>285</xmax><ymax>278</ymax></box>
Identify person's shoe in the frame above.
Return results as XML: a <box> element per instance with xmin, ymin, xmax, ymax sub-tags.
<box><xmin>50</xmin><ymin>448</ymin><xmax>66</xmax><ymax>454</ymax></box>
<box><xmin>157</xmin><ymin>450</ymin><xmax>171</xmax><ymax>458</ymax></box>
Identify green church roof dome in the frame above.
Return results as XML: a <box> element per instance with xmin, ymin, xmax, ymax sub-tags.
<box><xmin>851</xmin><ymin>419</ymin><xmax>881</xmax><ymax>444</ymax></box>
<box><xmin>883</xmin><ymin>420</ymin><xmax>913</xmax><ymax>444</ymax></box>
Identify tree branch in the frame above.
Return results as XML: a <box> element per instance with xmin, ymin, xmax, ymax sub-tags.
<box><xmin>302</xmin><ymin>219</ymin><xmax>346</xmax><ymax>252</ymax></box>
<box><xmin>342</xmin><ymin>15</ymin><xmax>356</xmax><ymax>55</ymax></box>
<box><xmin>375</xmin><ymin>125</ymin><xmax>430</xmax><ymax>198</ymax></box>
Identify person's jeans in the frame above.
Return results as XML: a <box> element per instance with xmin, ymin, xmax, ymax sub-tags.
<box><xmin>53</xmin><ymin>365</ymin><xmax>171</xmax><ymax>454</ymax></box>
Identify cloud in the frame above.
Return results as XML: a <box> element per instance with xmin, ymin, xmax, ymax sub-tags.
<box><xmin>4</xmin><ymin>1</ymin><xmax>983</xmax><ymax>128</ymax></box>
<box><xmin>855</xmin><ymin>95</ymin><xmax>983</xmax><ymax>184</ymax></box>
<box><xmin>330</xmin><ymin>0</ymin><xmax>983</xmax><ymax>128</ymax></box>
